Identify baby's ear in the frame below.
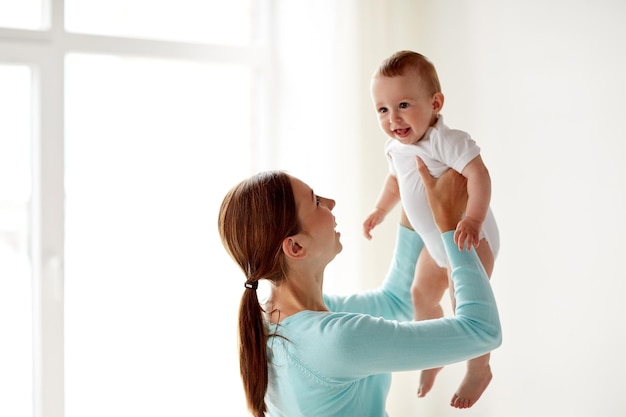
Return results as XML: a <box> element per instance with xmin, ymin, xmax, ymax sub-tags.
<box><xmin>432</xmin><ymin>92</ymin><xmax>445</xmax><ymax>112</ymax></box>
<box><xmin>282</xmin><ymin>235</ymin><xmax>307</xmax><ymax>259</ymax></box>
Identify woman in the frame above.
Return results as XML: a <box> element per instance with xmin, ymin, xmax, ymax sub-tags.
<box><xmin>217</xmin><ymin>158</ymin><xmax>502</xmax><ymax>417</ymax></box>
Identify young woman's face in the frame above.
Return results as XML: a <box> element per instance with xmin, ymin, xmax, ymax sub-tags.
<box><xmin>289</xmin><ymin>176</ymin><xmax>342</xmax><ymax>262</ymax></box>
<box><xmin>371</xmin><ymin>72</ymin><xmax>442</xmax><ymax>145</ymax></box>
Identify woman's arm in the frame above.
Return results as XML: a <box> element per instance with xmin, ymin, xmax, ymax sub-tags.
<box><xmin>317</xmin><ymin>232</ymin><xmax>501</xmax><ymax>378</ymax></box>
<box><xmin>324</xmin><ymin>221</ymin><xmax>422</xmax><ymax>321</ymax></box>
<box><xmin>326</xmin><ymin>158</ymin><xmax>471</xmax><ymax>319</ymax></box>
<box><xmin>317</xmin><ymin>161</ymin><xmax>500</xmax><ymax>377</ymax></box>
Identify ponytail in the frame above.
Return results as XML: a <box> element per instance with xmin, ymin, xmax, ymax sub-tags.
<box><xmin>218</xmin><ymin>171</ymin><xmax>299</xmax><ymax>417</ymax></box>
<box><xmin>239</xmin><ymin>285</ymin><xmax>268</xmax><ymax>417</ymax></box>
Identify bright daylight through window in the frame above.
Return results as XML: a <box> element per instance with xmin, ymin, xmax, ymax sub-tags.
<box><xmin>0</xmin><ymin>0</ymin><xmax>260</xmax><ymax>416</ymax></box>
<box><xmin>0</xmin><ymin>64</ymin><xmax>33</xmax><ymax>417</ymax></box>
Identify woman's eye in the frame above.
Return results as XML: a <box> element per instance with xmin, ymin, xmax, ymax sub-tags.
<box><xmin>399</xmin><ymin>102</ymin><xmax>409</xmax><ymax>109</ymax></box>
<box><xmin>316</xmin><ymin>196</ymin><xmax>321</xmax><ymax>206</ymax></box>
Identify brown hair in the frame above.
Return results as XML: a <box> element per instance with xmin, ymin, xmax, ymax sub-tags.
<box><xmin>217</xmin><ymin>171</ymin><xmax>299</xmax><ymax>417</ymax></box>
<box><xmin>377</xmin><ymin>50</ymin><xmax>442</xmax><ymax>96</ymax></box>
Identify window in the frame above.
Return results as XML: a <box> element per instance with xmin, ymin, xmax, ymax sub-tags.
<box><xmin>64</xmin><ymin>55</ymin><xmax>254</xmax><ymax>417</ymax></box>
<box><xmin>0</xmin><ymin>1</ymin><xmax>266</xmax><ymax>416</ymax></box>
<box><xmin>1</xmin><ymin>1</ymin><xmax>360</xmax><ymax>415</ymax></box>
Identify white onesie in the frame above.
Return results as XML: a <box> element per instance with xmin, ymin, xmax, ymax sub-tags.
<box><xmin>385</xmin><ymin>115</ymin><xmax>500</xmax><ymax>267</ymax></box>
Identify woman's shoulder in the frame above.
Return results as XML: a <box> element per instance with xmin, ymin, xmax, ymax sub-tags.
<box><xmin>279</xmin><ymin>310</ymin><xmax>397</xmax><ymax>344</ymax></box>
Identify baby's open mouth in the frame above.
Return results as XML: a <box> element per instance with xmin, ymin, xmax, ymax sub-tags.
<box><xmin>394</xmin><ymin>128</ymin><xmax>411</xmax><ymax>137</ymax></box>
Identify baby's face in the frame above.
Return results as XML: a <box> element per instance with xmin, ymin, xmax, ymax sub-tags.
<box><xmin>371</xmin><ymin>73</ymin><xmax>441</xmax><ymax>145</ymax></box>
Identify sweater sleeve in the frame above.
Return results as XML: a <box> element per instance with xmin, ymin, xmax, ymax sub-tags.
<box><xmin>310</xmin><ymin>231</ymin><xmax>501</xmax><ymax>378</ymax></box>
<box><xmin>324</xmin><ymin>224</ymin><xmax>423</xmax><ymax>321</ymax></box>
<box><xmin>442</xmin><ymin>230</ymin><xmax>502</xmax><ymax>347</ymax></box>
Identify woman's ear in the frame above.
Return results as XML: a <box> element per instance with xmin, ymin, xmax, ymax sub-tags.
<box><xmin>432</xmin><ymin>92</ymin><xmax>444</xmax><ymax>113</ymax></box>
<box><xmin>282</xmin><ymin>235</ymin><xmax>307</xmax><ymax>259</ymax></box>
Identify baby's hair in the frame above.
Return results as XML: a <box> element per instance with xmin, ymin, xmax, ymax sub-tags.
<box><xmin>377</xmin><ymin>50</ymin><xmax>442</xmax><ymax>96</ymax></box>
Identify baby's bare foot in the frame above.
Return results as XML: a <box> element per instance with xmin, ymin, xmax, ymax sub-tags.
<box><xmin>450</xmin><ymin>365</ymin><xmax>492</xmax><ymax>409</ymax></box>
<box><xmin>417</xmin><ymin>367</ymin><xmax>442</xmax><ymax>398</ymax></box>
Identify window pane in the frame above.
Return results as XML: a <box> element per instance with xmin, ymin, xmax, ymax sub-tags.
<box><xmin>65</xmin><ymin>0</ymin><xmax>254</xmax><ymax>45</ymax></box>
<box><xmin>0</xmin><ymin>0</ymin><xmax>44</xmax><ymax>30</ymax></box>
<box><xmin>0</xmin><ymin>64</ymin><xmax>34</xmax><ymax>417</ymax></box>
<box><xmin>65</xmin><ymin>54</ymin><xmax>253</xmax><ymax>417</ymax></box>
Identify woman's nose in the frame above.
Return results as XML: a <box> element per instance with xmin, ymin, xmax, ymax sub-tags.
<box><xmin>323</xmin><ymin>198</ymin><xmax>336</xmax><ymax>210</ymax></box>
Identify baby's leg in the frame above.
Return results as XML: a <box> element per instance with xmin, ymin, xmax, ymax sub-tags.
<box><xmin>411</xmin><ymin>247</ymin><xmax>448</xmax><ymax>398</ymax></box>
<box><xmin>449</xmin><ymin>239</ymin><xmax>495</xmax><ymax>409</ymax></box>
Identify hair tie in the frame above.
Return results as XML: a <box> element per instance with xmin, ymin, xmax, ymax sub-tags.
<box><xmin>244</xmin><ymin>281</ymin><xmax>258</xmax><ymax>290</ymax></box>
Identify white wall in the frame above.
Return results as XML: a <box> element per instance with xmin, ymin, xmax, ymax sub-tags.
<box><xmin>265</xmin><ymin>1</ymin><xmax>626</xmax><ymax>416</ymax></box>
<box><xmin>349</xmin><ymin>1</ymin><xmax>626</xmax><ymax>416</ymax></box>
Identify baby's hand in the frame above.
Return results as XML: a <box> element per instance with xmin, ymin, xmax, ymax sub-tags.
<box><xmin>363</xmin><ymin>208</ymin><xmax>387</xmax><ymax>240</ymax></box>
<box><xmin>454</xmin><ymin>217</ymin><xmax>482</xmax><ymax>251</ymax></box>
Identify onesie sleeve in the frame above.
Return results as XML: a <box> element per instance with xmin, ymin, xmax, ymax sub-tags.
<box><xmin>324</xmin><ymin>224</ymin><xmax>423</xmax><ymax>321</ymax></box>
<box><xmin>431</xmin><ymin>128</ymin><xmax>481</xmax><ymax>173</ymax></box>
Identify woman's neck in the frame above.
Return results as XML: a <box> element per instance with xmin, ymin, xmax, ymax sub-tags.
<box><xmin>265</xmin><ymin>279</ymin><xmax>327</xmax><ymax>323</ymax></box>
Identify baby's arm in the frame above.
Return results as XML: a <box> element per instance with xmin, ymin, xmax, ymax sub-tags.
<box><xmin>363</xmin><ymin>174</ymin><xmax>400</xmax><ymax>240</ymax></box>
<box><xmin>456</xmin><ymin>155</ymin><xmax>491</xmax><ymax>250</ymax></box>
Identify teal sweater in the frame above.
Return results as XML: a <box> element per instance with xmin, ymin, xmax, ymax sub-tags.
<box><xmin>265</xmin><ymin>225</ymin><xmax>502</xmax><ymax>417</ymax></box>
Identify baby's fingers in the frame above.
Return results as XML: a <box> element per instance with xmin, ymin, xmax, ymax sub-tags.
<box><xmin>466</xmin><ymin>231</ymin><xmax>481</xmax><ymax>250</ymax></box>
<box><xmin>454</xmin><ymin>228</ymin><xmax>466</xmax><ymax>250</ymax></box>
<box><xmin>363</xmin><ymin>221</ymin><xmax>374</xmax><ymax>240</ymax></box>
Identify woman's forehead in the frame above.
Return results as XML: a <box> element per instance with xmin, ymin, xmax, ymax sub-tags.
<box><xmin>289</xmin><ymin>177</ymin><xmax>315</xmax><ymax>208</ymax></box>
<box><xmin>290</xmin><ymin>176</ymin><xmax>311</xmax><ymax>194</ymax></box>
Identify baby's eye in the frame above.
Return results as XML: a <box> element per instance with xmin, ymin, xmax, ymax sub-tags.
<box><xmin>377</xmin><ymin>107</ymin><xmax>388</xmax><ymax>114</ymax></box>
<box><xmin>399</xmin><ymin>102</ymin><xmax>409</xmax><ymax>109</ymax></box>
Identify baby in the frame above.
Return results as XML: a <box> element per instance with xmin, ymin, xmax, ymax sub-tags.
<box><xmin>363</xmin><ymin>50</ymin><xmax>500</xmax><ymax>409</ymax></box>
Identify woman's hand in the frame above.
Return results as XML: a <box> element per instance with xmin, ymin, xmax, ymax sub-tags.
<box><xmin>416</xmin><ymin>157</ymin><xmax>468</xmax><ymax>233</ymax></box>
